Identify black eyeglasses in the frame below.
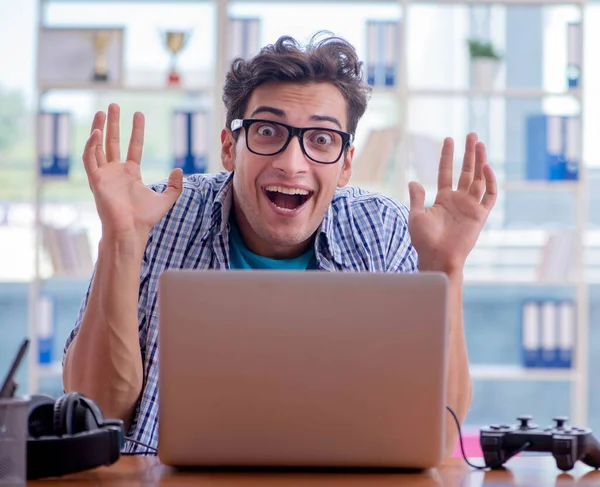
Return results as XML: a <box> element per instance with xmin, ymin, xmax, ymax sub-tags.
<box><xmin>230</xmin><ymin>118</ymin><xmax>354</xmax><ymax>164</ymax></box>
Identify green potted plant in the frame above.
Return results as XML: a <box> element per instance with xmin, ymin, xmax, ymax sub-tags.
<box><xmin>467</xmin><ymin>39</ymin><xmax>502</xmax><ymax>91</ymax></box>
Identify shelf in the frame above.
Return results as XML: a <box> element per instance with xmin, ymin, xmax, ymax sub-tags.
<box><xmin>410</xmin><ymin>0</ymin><xmax>585</xmax><ymax>4</ymax></box>
<box><xmin>464</xmin><ymin>278</ymin><xmax>577</xmax><ymax>286</ymax></box>
<box><xmin>503</xmin><ymin>180</ymin><xmax>580</xmax><ymax>192</ymax></box>
<box><xmin>38</xmin><ymin>84</ymin><xmax>212</xmax><ymax>95</ymax></box>
<box><xmin>470</xmin><ymin>364</ymin><xmax>576</xmax><ymax>382</ymax></box>
<box><xmin>41</xmin><ymin>0</ymin><xmax>211</xmax><ymax>3</ymax></box>
<box><xmin>407</xmin><ymin>88</ymin><xmax>582</xmax><ymax>99</ymax></box>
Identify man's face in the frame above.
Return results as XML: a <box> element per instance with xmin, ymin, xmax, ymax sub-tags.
<box><xmin>221</xmin><ymin>81</ymin><xmax>354</xmax><ymax>259</ymax></box>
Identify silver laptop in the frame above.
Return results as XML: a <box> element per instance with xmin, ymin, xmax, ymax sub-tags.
<box><xmin>157</xmin><ymin>269</ymin><xmax>449</xmax><ymax>470</ymax></box>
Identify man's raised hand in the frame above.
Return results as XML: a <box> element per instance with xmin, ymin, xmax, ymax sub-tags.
<box><xmin>82</xmin><ymin>103</ymin><xmax>183</xmax><ymax>244</ymax></box>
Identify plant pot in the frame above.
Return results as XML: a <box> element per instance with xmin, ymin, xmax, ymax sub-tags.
<box><xmin>470</xmin><ymin>57</ymin><xmax>500</xmax><ymax>91</ymax></box>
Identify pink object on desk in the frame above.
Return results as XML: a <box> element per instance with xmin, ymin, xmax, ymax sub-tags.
<box><xmin>452</xmin><ymin>431</ymin><xmax>482</xmax><ymax>458</ymax></box>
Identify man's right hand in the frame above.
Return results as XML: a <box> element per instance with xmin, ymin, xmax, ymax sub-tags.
<box><xmin>82</xmin><ymin>103</ymin><xmax>184</xmax><ymax>245</ymax></box>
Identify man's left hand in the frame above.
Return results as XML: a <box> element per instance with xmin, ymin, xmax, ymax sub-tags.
<box><xmin>407</xmin><ymin>132</ymin><xmax>497</xmax><ymax>277</ymax></box>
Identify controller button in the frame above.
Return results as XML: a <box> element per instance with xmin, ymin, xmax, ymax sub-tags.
<box><xmin>555</xmin><ymin>439</ymin><xmax>574</xmax><ymax>454</ymax></box>
<box><xmin>481</xmin><ymin>437</ymin><xmax>500</xmax><ymax>447</ymax></box>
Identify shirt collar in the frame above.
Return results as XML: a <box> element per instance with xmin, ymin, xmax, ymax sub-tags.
<box><xmin>199</xmin><ymin>171</ymin><xmax>234</xmax><ymax>242</ymax></box>
<box><xmin>316</xmin><ymin>203</ymin><xmax>344</xmax><ymax>267</ymax></box>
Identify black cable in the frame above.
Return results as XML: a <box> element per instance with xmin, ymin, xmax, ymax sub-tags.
<box><xmin>124</xmin><ymin>436</ymin><xmax>158</xmax><ymax>453</ymax></box>
<box><xmin>446</xmin><ymin>405</ymin><xmax>531</xmax><ymax>470</ymax></box>
<box><xmin>123</xmin><ymin>407</ymin><xmax>531</xmax><ymax>464</ymax></box>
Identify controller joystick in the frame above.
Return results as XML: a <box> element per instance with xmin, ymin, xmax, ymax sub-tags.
<box><xmin>517</xmin><ymin>415</ymin><xmax>537</xmax><ymax>430</ymax></box>
<box><xmin>480</xmin><ymin>415</ymin><xmax>600</xmax><ymax>471</ymax></box>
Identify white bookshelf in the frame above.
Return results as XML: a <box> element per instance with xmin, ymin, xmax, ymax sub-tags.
<box><xmin>470</xmin><ymin>364</ymin><xmax>577</xmax><ymax>382</ymax></box>
<box><xmin>28</xmin><ymin>0</ymin><xmax>590</xmax><ymax>429</ymax></box>
<box><xmin>407</xmin><ymin>88</ymin><xmax>582</xmax><ymax>98</ymax></box>
<box><xmin>391</xmin><ymin>0</ymin><xmax>589</xmax><ymax>427</ymax></box>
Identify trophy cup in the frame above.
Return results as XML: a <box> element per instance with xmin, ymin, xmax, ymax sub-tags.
<box><xmin>163</xmin><ymin>31</ymin><xmax>190</xmax><ymax>86</ymax></box>
<box><xmin>92</xmin><ymin>30</ymin><xmax>112</xmax><ymax>82</ymax></box>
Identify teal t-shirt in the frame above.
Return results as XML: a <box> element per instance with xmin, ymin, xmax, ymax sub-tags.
<box><xmin>228</xmin><ymin>220</ymin><xmax>315</xmax><ymax>270</ymax></box>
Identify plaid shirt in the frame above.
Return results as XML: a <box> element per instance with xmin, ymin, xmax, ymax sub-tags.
<box><xmin>63</xmin><ymin>170</ymin><xmax>418</xmax><ymax>453</ymax></box>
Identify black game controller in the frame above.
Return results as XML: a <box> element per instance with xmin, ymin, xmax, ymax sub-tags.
<box><xmin>480</xmin><ymin>415</ymin><xmax>600</xmax><ymax>471</ymax></box>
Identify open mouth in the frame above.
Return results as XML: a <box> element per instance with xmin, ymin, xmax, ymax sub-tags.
<box><xmin>263</xmin><ymin>185</ymin><xmax>314</xmax><ymax>212</ymax></box>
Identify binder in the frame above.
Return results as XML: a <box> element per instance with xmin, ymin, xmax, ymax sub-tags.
<box><xmin>172</xmin><ymin>110</ymin><xmax>208</xmax><ymax>175</ymax></box>
<box><xmin>366</xmin><ymin>20</ymin><xmax>400</xmax><ymax>87</ymax></box>
<box><xmin>564</xmin><ymin>116</ymin><xmax>580</xmax><ymax>180</ymax></box>
<box><xmin>525</xmin><ymin>114</ymin><xmax>580</xmax><ymax>181</ymax></box>
<box><xmin>37</xmin><ymin>294</ymin><xmax>55</xmax><ymax>365</ymax></box>
<box><xmin>366</xmin><ymin>20</ymin><xmax>378</xmax><ymax>86</ymax></box>
<box><xmin>566</xmin><ymin>22</ymin><xmax>582</xmax><ymax>89</ymax></box>
<box><xmin>540</xmin><ymin>300</ymin><xmax>559</xmax><ymax>368</ymax></box>
<box><xmin>384</xmin><ymin>21</ymin><xmax>398</xmax><ymax>86</ymax></box>
<box><xmin>557</xmin><ymin>300</ymin><xmax>575</xmax><ymax>368</ymax></box>
<box><xmin>228</xmin><ymin>17</ymin><xmax>261</xmax><ymax>61</ymax></box>
<box><xmin>520</xmin><ymin>300</ymin><xmax>575</xmax><ymax>369</ymax></box>
<box><xmin>38</xmin><ymin>111</ymin><xmax>71</xmax><ymax>177</ymax></box>
<box><xmin>521</xmin><ymin>300</ymin><xmax>541</xmax><ymax>368</ymax></box>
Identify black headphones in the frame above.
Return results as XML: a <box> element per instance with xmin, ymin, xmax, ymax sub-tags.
<box><xmin>27</xmin><ymin>391</ymin><xmax>124</xmax><ymax>480</ymax></box>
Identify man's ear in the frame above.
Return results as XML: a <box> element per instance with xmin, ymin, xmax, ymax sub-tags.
<box><xmin>337</xmin><ymin>145</ymin><xmax>354</xmax><ymax>187</ymax></box>
<box><xmin>221</xmin><ymin>128</ymin><xmax>236</xmax><ymax>171</ymax></box>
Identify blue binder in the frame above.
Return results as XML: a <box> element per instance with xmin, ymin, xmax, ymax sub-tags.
<box><xmin>366</xmin><ymin>20</ymin><xmax>400</xmax><ymax>87</ymax></box>
<box><xmin>525</xmin><ymin>114</ymin><xmax>579</xmax><ymax>181</ymax></box>
<box><xmin>521</xmin><ymin>300</ymin><xmax>574</xmax><ymax>369</ymax></box>
<box><xmin>172</xmin><ymin>110</ymin><xmax>208</xmax><ymax>175</ymax></box>
<box><xmin>38</xmin><ymin>111</ymin><xmax>71</xmax><ymax>177</ymax></box>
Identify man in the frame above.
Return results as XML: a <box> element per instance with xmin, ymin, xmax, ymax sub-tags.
<box><xmin>62</xmin><ymin>32</ymin><xmax>497</xmax><ymax>458</ymax></box>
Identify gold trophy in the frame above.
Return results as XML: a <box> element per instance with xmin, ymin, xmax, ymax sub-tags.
<box><xmin>163</xmin><ymin>31</ymin><xmax>190</xmax><ymax>86</ymax></box>
<box><xmin>92</xmin><ymin>30</ymin><xmax>111</xmax><ymax>82</ymax></box>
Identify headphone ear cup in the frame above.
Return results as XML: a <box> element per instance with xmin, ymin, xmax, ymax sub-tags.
<box><xmin>53</xmin><ymin>392</ymin><xmax>79</xmax><ymax>436</ymax></box>
<box><xmin>27</xmin><ymin>394</ymin><xmax>56</xmax><ymax>438</ymax></box>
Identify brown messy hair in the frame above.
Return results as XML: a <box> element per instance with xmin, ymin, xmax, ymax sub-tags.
<box><xmin>222</xmin><ymin>31</ymin><xmax>372</xmax><ymax>138</ymax></box>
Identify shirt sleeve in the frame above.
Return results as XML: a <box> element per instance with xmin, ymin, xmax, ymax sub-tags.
<box><xmin>379</xmin><ymin>195</ymin><xmax>419</xmax><ymax>273</ymax></box>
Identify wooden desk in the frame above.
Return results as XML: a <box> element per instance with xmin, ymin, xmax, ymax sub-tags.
<box><xmin>28</xmin><ymin>455</ymin><xmax>600</xmax><ymax>486</ymax></box>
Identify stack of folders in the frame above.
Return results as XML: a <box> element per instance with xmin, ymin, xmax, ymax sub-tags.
<box><xmin>172</xmin><ymin>110</ymin><xmax>209</xmax><ymax>175</ymax></box>
<box><xmin>525</xmin><ymin>114</ymin><xmax>580</xmax><ymax>181</ymax></box>
<box><xmin>228</xmin><ymin>17</ymin><xmax>261</xmax><ymax>62</ymax></box>
<box><xmin>521</xmin><ymin>300</ymin><xmax>575</xmax><ymax>369</ymax></box>
<box><xmin>38</xmin><ymin>111</ymin><xmax>71</xmax><ymax>177</ymax></box>
<box><xmin>365</xmin><ymin>20</ymin><xmax>400</xmax><ymax>87</ymax></box>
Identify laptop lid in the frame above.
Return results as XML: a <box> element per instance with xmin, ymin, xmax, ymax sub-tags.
<box><xmin>157</xmin><ymin>270</ymin><xmax>449</xmax><ymax>469</ymax></box>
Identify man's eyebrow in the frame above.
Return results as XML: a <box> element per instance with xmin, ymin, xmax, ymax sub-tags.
<box><xmin>249</xmin><ymin>107</ymin><xmax>344</xmax><ymax>131</ymax></box>
<box><xmin>310</xmin><ymin>115</ymin><xmax>342</xmax><ymax>130</ymax></box>
<box><xmin>250</xmin><ymin>106</ymin><xmax>285</xmax><ymax>118</ymax></box>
